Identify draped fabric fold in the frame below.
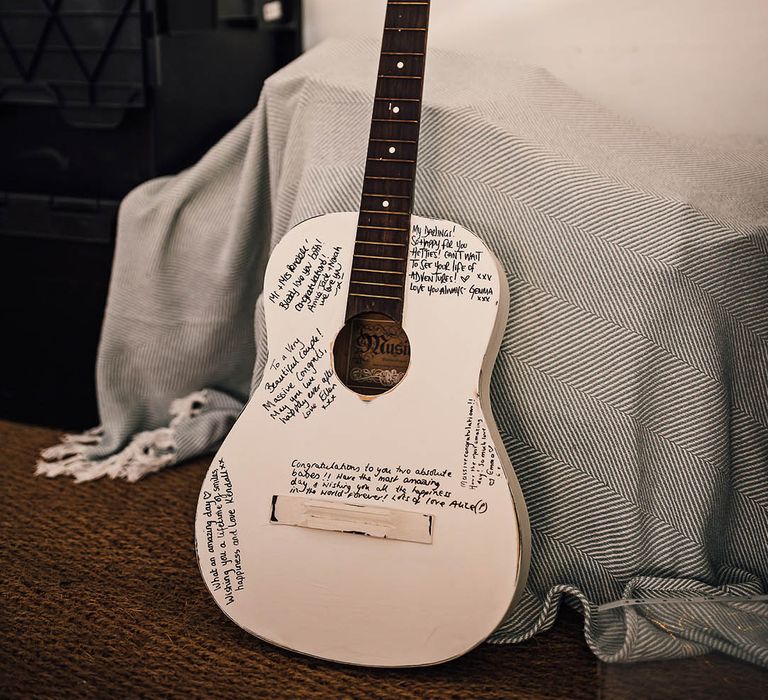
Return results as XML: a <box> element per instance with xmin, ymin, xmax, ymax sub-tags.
<box><xmin>37</xmin><ymin>39</ymin><xmax>768</xmax><ymax>666</ymax></box>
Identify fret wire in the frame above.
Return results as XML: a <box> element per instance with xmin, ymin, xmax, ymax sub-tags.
<box><xmin>364</xmin><ymin>176</ymin><xmax>413</xmax><ymax>182</ymax></box>
<box><xmin>381</xmin><ymin>51</ymin><xmax>425</xmax><ymax>55</ymax></box>
<box><xmin>371</xmin><ymin>117</ymin><xmax>419</xmax><ymax>126</ymax></box>
<box><xmin>354</xmin><ymin>255</ymin><xmax>406</xmax><ymax>263</ymax></box>
<box><xmin>350</xmin><ymin>280</ymin><xmax>403</xmax><ymax>288</ymax></box>
<box><xmin>360</xmin><ymin>210</ymin><xmax>410</xmax><ymax>216</ymax></box>
<box><xmin>358</xmin><ymin>224</ymin><xmax>409</xmax><ymax>231</ymax></box>
<box><xmin>378</xmin><ymin>75</ymin><xmax>423</xmax><ymax>80</ymax></box>
<box><xmin>350</xmin><ymin>293</ymin><xmax>403</xmax><ymax>301</ymax></box>
<box><xmin>355</xmin><ymin>240</ymin><xmax>408</xmax><ymax>247</ymax></box>
<box><xmin>367</xmin><ymin>158</ymin><xmax>416</xmax><ymax>164</ymax></box>
<box><xmin>384</xmin><ymin>27</ymin><xmax>427</xmax><ymax>31</ymax></box>
<box><xmin>354</xmin><ymin>245</ymin><xmax>407</xmax><ymax>255</ymax></box>
<box><xmin>374</xmin><ymin>98</ymin><xmax>421</xmax><ymax>102</ymax></box>
<box><xmin>369</xmin><ymin>139</ymin><xmax>417</xmax><ymax>144</ymax></box>
<box><xmin>362</xmin><ymin>192</ymin><xmax>411</xmax><ymax>198</ymax></box>
<box><xmin>352</xmin><ymin>268</ymin><xmax>405</xmax><ymax>276</ymax></box>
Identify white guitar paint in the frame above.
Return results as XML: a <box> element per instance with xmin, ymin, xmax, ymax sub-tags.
<box><xmin>195</xmin><ymin>212</ymin><xmax>530</xmax><ymax>667</ymax></box>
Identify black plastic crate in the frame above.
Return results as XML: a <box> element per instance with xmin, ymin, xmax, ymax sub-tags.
<box><xmin>0</xmin><ymin>0</ymin><xmax>302</xmax><ymax>198</ymax></box>
<box><xmin>0</xmin><ymin>0</ymin><xmax>302</xmax><ymax>428</ymax></box>
<box><xmin>0</xmin><ymin>0</ymin><xmax>147</xmax><ymax>110</ymax></box>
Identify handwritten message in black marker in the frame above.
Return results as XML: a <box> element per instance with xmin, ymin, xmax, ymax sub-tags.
<box><xmin>408</xmin><ymin>223</ymin><xmax>495</xmax><ymax>302</ymax></box>
<box><xmin>268</xmin><ymin>238</ymin><xmax>344</xmax><ymax>312</ymax></box>
<box><xmin>290</xmin><ymin>458</ymin><xmax>489</xmax><ymax>515</ymax></box>
<box><xmin>201</xmin><ymin>459</ymin><xmax>245</xmax><ymax>605</ymax></box>
<box><xmin>262</xmin><ymin>329</ymin><xmax>338</xmax><ymax>423</ymax></box>
<box><xmin>462</xmin><ymin>399</ymin><xmax>504</xmax><ymax>491</ymax></box>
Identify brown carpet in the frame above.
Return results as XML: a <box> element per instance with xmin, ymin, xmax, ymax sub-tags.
<box><xmin>1</xmin><ymin>420</ymin><xmax>765</xmax><ymax>699</ymax></box>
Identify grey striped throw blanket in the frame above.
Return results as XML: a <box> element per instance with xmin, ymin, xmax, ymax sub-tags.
<box><xmin>37</xmin><ymin>39</ymin><xmax>768</xmax><ymax>666</ymax></box>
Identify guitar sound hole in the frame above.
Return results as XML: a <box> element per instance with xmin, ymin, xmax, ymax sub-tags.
<box><xmin>332</xmin><ymin>312</ymin><xmax>411</xmax><ymax>397</ymax></box>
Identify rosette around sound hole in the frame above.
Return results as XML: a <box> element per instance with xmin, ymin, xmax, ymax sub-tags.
<box><xmin>332</xmin><ymin>313</ymin><xmax>411</xmax><ymax>397</ymax></box>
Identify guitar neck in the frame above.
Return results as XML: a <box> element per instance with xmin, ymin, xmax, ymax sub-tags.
<box><xmin>346</xmin><ymin>0</ymin><xmax>431</xmax><ymax>322</ymax></box>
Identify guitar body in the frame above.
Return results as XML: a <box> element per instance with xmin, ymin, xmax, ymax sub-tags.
<box><xmin>195</xmin><ymin>212</ymin><xmax>530</xmax><ymax>667</ymax></box>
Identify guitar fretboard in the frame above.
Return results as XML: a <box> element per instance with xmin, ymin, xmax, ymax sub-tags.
<box><xmin>346</xmin><ymin>0</ymin><xmax>431</xmax><ymax>322</ymax></box>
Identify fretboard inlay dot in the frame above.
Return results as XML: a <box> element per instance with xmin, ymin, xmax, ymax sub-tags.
<box><xmin>397</xmin><ymin>61</ymin><xmax>405</xmax><ymax>69</ymax></box>
<box><xmin>392</xmin><ymin>106</ymin><xmax>400</xmax><ymax>114</ymax></box>
<box><xmin>383</xmin><ymin>200</ymin><xmax>390</xmax><ymax>208</ymax></box>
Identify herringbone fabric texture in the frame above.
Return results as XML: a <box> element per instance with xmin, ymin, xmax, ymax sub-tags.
<box><xmin>39</xmin><ymin>40</ymin><xmax>768</xmax><ymax>665</ymax></box>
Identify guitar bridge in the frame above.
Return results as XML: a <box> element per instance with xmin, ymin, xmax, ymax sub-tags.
<box><xmin>270</xmin><ymin>495</ymin><xmax>433</xmax><ymax>544</ymax></box>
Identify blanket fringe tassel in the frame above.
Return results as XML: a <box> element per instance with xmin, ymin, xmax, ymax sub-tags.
<box><xmin>35</xmin><ymin>390</ymin><xmax>207</xmax><ymax>483</ymax></box>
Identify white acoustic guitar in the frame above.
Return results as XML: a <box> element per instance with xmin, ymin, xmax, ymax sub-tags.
<box><xmin>195</xmin><ymin>0</ymin><xmax>530</xmax><ymax>667</ymax></box>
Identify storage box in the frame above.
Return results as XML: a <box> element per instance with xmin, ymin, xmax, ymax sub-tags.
<box><xmin>0</xmin><ymin>0</ymin><xmax>302</xmax><ymax>427</ymax></box>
